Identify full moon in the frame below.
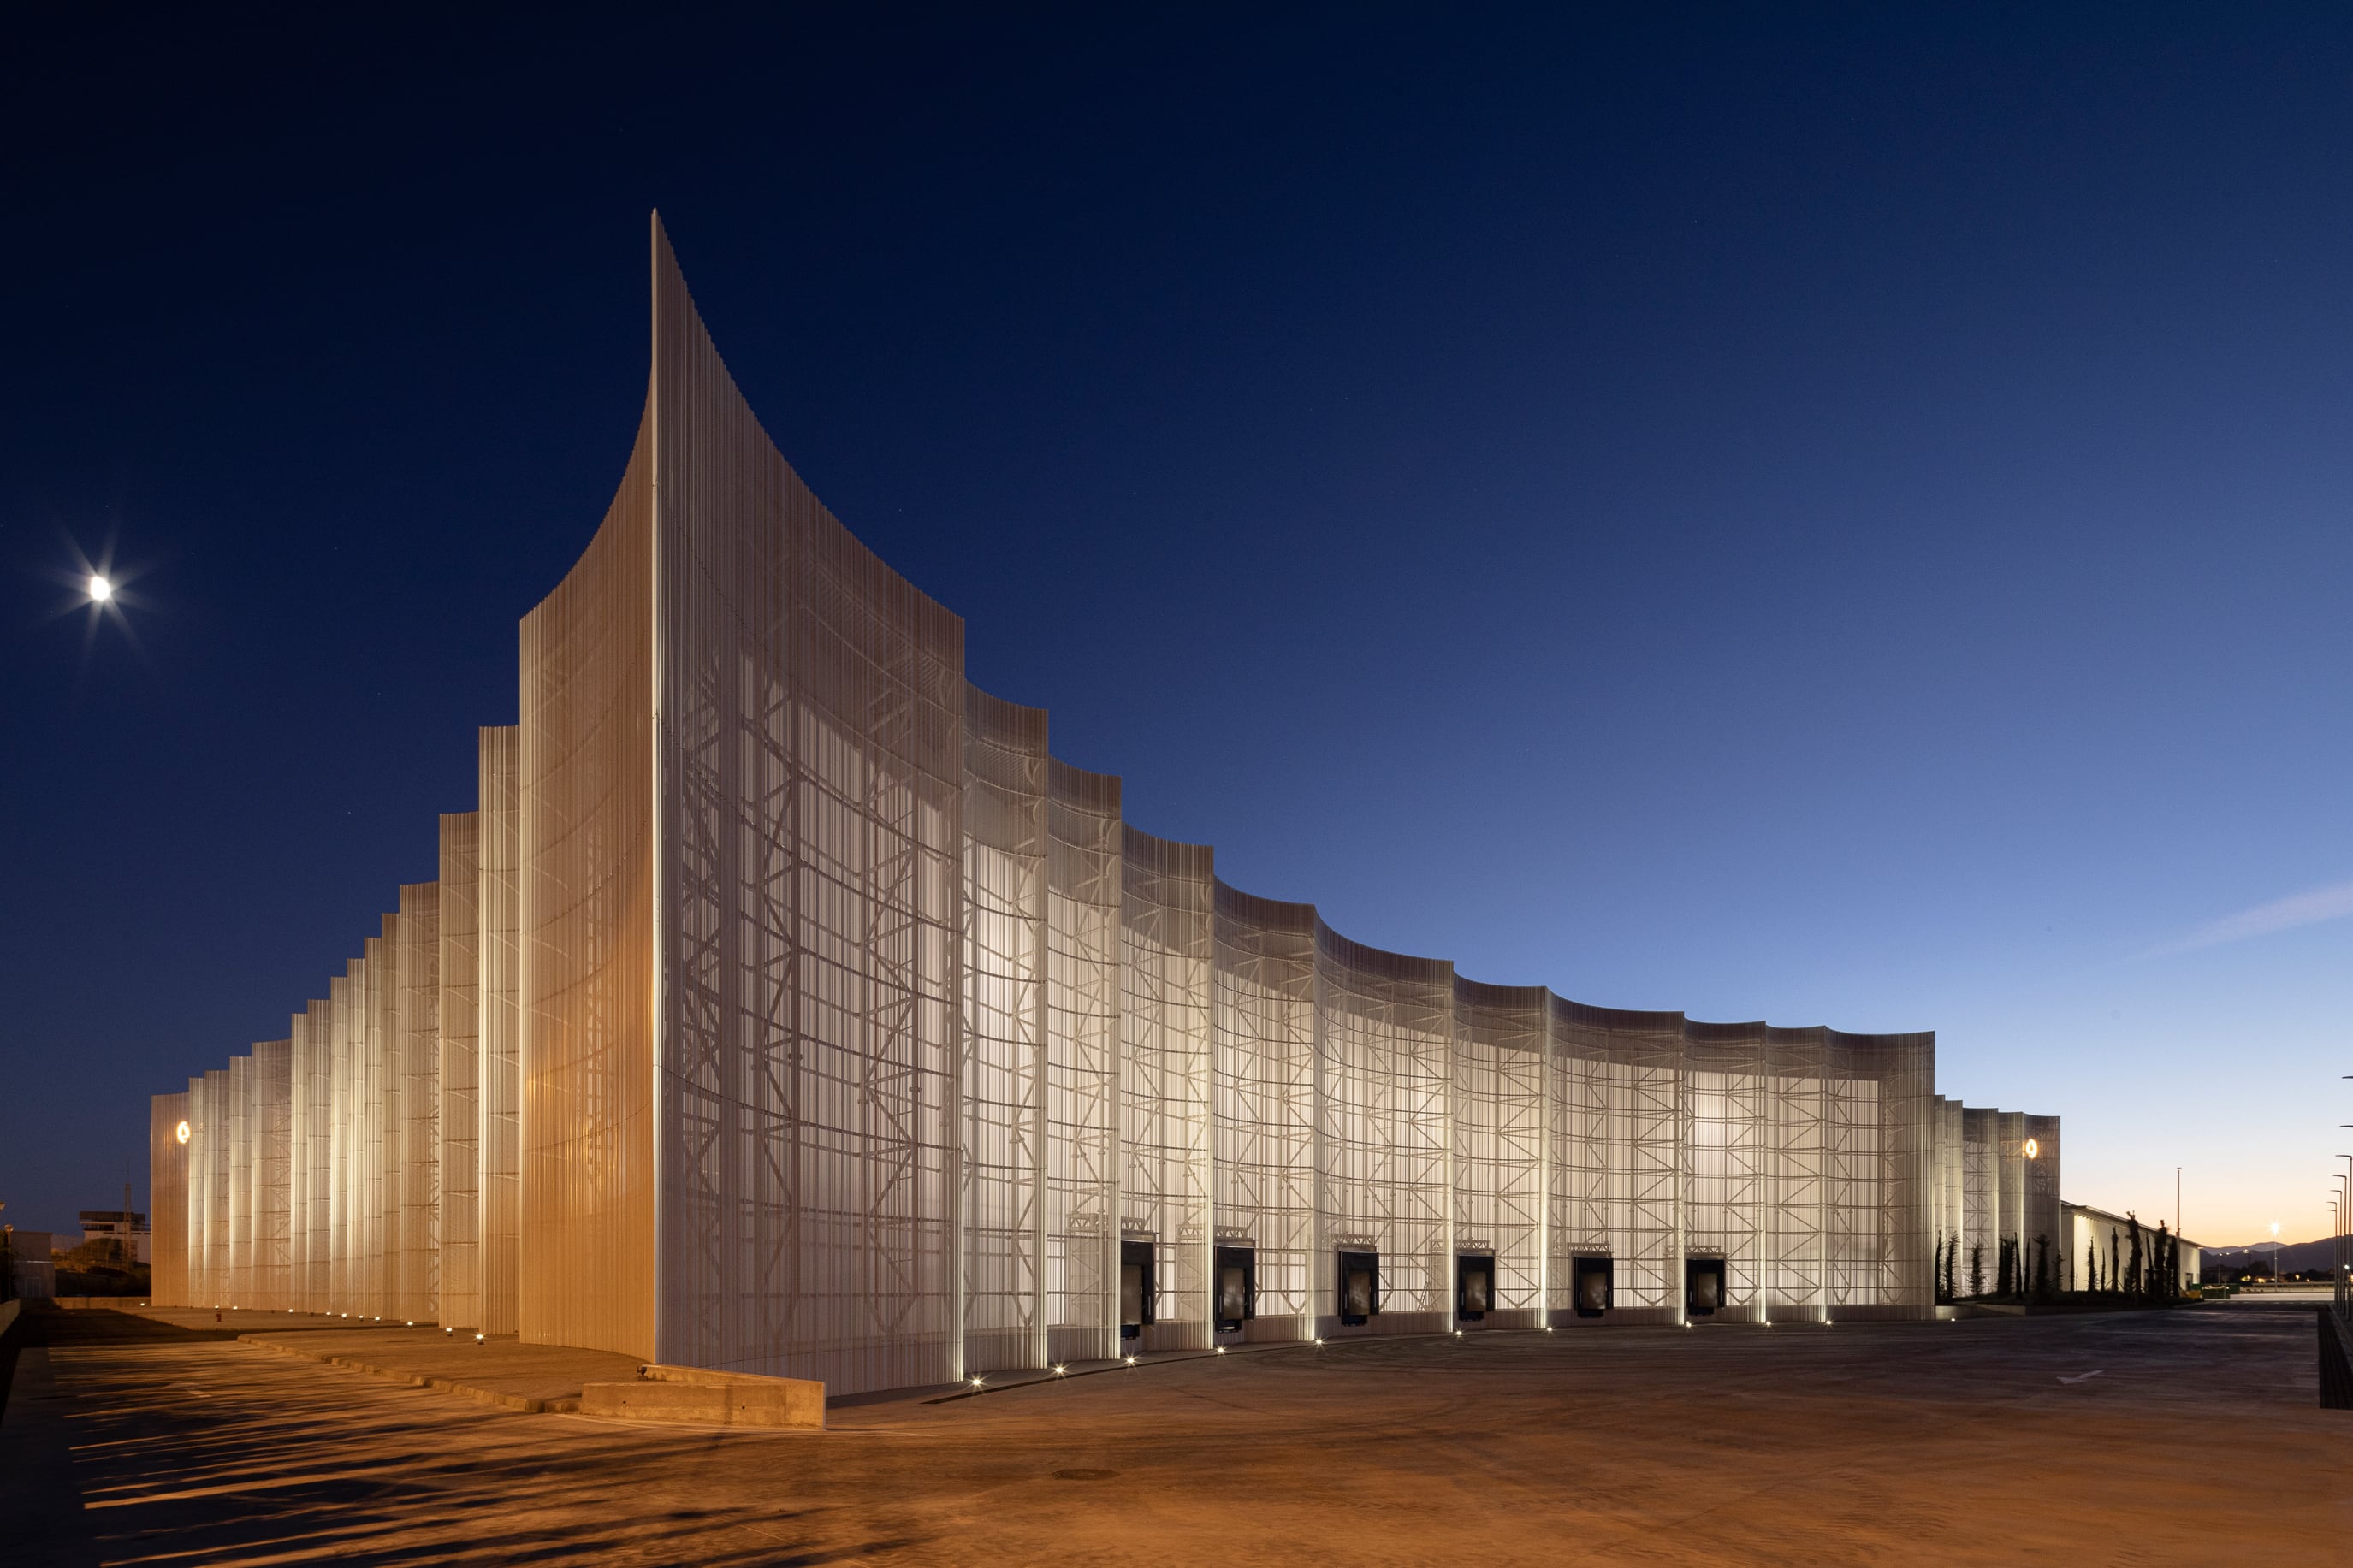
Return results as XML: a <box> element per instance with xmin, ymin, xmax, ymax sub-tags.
<box><xmin>89</xmin><ymin>574</ymin><xmax>113</xmax><ymax>602</ymax></box>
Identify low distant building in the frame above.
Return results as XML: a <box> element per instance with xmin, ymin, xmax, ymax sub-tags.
<box><xmin>79</xmin><ymin>1210</ymin><xmax>151</xmax><ymax>1263</ymax></box>
<box><xmin>2064</xmin><ymin>1203</ymin><xmax>2199</xmax><ymax>1293</ymax></box>
<box><xmin>3</xmin><ymin>1228</ymin><xmax>57</xmax><ymax>1299</ymax></box>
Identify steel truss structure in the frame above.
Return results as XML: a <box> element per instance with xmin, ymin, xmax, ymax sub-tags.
<box><xmin>153</xmin><ymin>216</ymin><xmax>2059</xmax><ymax>1394</ymax></box>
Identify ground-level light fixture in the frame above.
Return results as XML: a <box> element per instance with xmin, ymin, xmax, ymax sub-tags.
<box><xmin>475</xmin><ymin>1333</ymin><xmax>484</xmax><ymax>1343</ymax></box>
<box><xmin>1215</xmin><ymin>1346</ymin><xmax>1226</xmax><ymax>1354</ymax></box>
<box><xmin>1052</xmin><ymin>1364</ymin><xmax>1067</xmax><ymax>1376</ymax></box>
<box><xmin>969</xmin><ymin>1376</ymin><xmax>984</xmax><ymax>1388</ymax></box>
<box><xmin>1124</xmin><ymin>1354</ymin><xmax>1138</xmax><ymax>1366</ymax></box>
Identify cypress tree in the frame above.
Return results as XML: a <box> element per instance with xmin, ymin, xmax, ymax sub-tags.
<box><xmin>2034</xmin><ymin>1234</ymin><xmax>2050</xmax><ymax>1301</ymax></box>
<box><xmin>2153</xmin><ymin>1223</ymin><xmax>2172</xmax><ymax>1302</ymax></box>
<box><xmin>2109</xmin><ymin>1231</ymin><xmax>2119</xmax><ymax>1295</ymax></box>
<box><xmin>1970</xmin><ymin>1240</ymin><xmax>1984</xmax><ymax>1299</ymax></box>
<box><xmin>2125</xmin><ymin>1214</ymin><xmax>2143</xmax><ymax>1299</ymax></box>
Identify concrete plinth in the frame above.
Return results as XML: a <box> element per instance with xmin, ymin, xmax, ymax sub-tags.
<box><xmin>581</xmin><ymin>1363</ymin><xmax>825</xmax><ymax>1429</ymax></box>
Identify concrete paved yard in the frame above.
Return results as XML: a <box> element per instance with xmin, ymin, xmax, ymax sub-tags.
<box><xmin>18</xmin><ymin>1305</ymin><xmax>2350</xmax><ymax>1565</ymax></box>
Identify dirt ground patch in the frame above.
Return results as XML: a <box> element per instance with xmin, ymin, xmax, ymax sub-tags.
<box><xmin>27</xmin><ymin>1305</ymin><xmax>2350</xmax><ymax>1565</ymax></box>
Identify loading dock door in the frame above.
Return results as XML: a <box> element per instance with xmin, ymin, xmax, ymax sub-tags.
<box><xmin>1573</xmin><ymin>1255</ymin><xmax>1613</xmax><ymax>1318</ymax></box>
<box><xmin>1121</xmin><ymin>1240</ymin><xmax>1157</xmax><ymax>1339</ymax></box>
<box><xmin>1457</xmin><ymin>1254</ymin><xmax>1495</xmax><ymax>1322</ymax></box>
<box><xmin>1213</xmin><ymin>1244</ymin><xmax>1255</xmax><ymax>1332</ymax></box>
<box><xmin>1686</xmin><ymin>1257</ymin><xmax>1726</xmax><ymax>1317</ymax></box>
<box><xmin>1337</xmin><ymin>1249</ymin><xmax>1379</xmax><ymax>1326</ymax></box>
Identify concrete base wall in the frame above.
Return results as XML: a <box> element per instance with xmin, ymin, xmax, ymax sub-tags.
<box><xmin>578</xmin><ymin>1363</ymin><xmax>824</xmax><ymax>1429</ymax></box>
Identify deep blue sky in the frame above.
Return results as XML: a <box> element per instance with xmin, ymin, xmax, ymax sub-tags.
<box><xmin>5</xmin><ymin>6</ymin><xmax>2348</xmax><ymax>1247</ymax></box>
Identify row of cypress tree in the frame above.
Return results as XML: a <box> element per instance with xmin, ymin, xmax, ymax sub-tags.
<box><xmin>1933</xmin><ymin>1210</ymin><xmax>2184</xmax><ymax>1305</ymax></box>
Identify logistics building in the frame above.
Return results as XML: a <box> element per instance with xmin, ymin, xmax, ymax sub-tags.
<box><xmin>149</xmin><ymin>217</ymin><xmax>2060</xmax><ymax>1397</ymax></box>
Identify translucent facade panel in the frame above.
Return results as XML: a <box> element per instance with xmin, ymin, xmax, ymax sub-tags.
<box><xmin>387</xmin><ymin>919</ymin><xmax>409</xmax><ymax>1320</ymax></box>
<box><xmin>149</xmin><ymin>1092</ymin><xmax>188</xmax><ymax>1307</ymax></box>
<box><xmin>1454</xmin><ymin>981</ymin><xmax>1548</xmax><ymax>1325</ymax></box>
<box><xmin>398</xmin><ymin>882</ymin><xmax>441</xmax><ymax>1323</ymax></box>
<box><xmin>478</xmin><ymin>726</ymin><xmax>523</xmax><ymax>1335</ymax></box>
<box><xmin>287</xmin><ymin>1014</ymin><xmax>311</xmax><ymax>1310</ymax></box>
<box><xmin>228</xmin><ymin>1052</ymin><xmax>252</xmax><ymax>1306</ymax></box>
<box><xmin>1682</xmin><ymin>1021</ymin><xmax>1768</xmax><ymax>1318</ymax></box>
<box><xmin>1997</xmin><ymin>1109</ymin><xmax>2027</xmax><ymax>1266</ymax></box>
<box><xmin>296</xmin><ymin>999</ymin><xmax>334</xmax><ymax>1312</ymax></box>
<box><xmin>201</xmin><ymin>1068</ymin><xmax>230</xmax><ymax>1305</ymax></box>
<box><xmin>439</xmin><ymin>813</ymin><xmax>482</xmax><ymax>1329</ymax></box>
<box><xmin>362</xmin><ymin>932</ymin><xmax>392</xmax><ymax>1318</ymax></box>
<box><xmin>1318</xmin><ymin>928</ymin><xmax>1454</xmax><ymax>1334</ymax></box>
<box><xmin>1960</xmin><ymin>1106</ymin><xmax>1997</xmax><ymax>1295</ymax></box>
<box><xmin>329</xmin><ymin>969</ymin><xmax>356</xmax><ymax>1312</ymax></box>
<box><xmin>1764</xmin><ymin>1027</ymin><xmax>1828</xmax><ymax>1315</ymax></box>
<box><xmin>1941</xmin><ymin>1098</ymin><xmax>1965</xmax><ymax>1284</ymax></box>
<box><xmin>1122</xmin><ymin>830</ymin><xmax>1216</xmax><ymax>1351</ymax></box>
<box><xmin>187</xmin><ymin>1074</ymin><xmax>209</xmax><ymax>1305</ymax></box>
<box><xmin>960</xmin><ymin>687</ymin><xmax>1048</xmax><ymax>1374</ymax></box>
<box><xmin>520</xmin><ymin>400</ymin><xmax>656</xmax><ymax>1359</ymax></box>
<box><xmin>1818</xmin><ymin>1031</ymin><xmax>1932</xmax><ymax>1313</ymax></box>
<box><xmin>648</xmin><ymin>225</ymin><xmax>964</xmax><ymax>1392</ymax></box>
<box><xmin>2024</xmin><ymin>1113</ymin><xmax>2062</xmax><ymax>1275</ymax></box>
<box><xmin>253</xmin><ymin>1037</ymin><xmax>293</xmax><ymax>1311</ymax></box>
<box><xmin>1214</xmin><ymin>883</ymin><xmax>1317</xmax><ymax>1340</ymax></box>
<box><xmin>1046</xmin><ymin>760</ymin><xmax>1122</xmax><ymax>1365</ymax></box>
<box><xmin>1550</xmin><ymin>1003</ymin><xmax>1681</xmax><ymax>1317</ymax></box>
<box><xmin>186</xmin><ymin>1074</ymin><xmax>207</xmax><ymax>1304</ymax></box>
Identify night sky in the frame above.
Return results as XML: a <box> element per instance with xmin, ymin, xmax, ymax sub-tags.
<box><xmin>6</xmin><ymin>7</ymin><xmax>2349</xmax><ymax>1247</ymax></box>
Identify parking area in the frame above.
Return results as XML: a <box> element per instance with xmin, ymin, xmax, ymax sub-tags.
<box><xmin>9</xmin><ymin>1303</ymin><xmax>2347</xmax><ymax>1565</ymax></box>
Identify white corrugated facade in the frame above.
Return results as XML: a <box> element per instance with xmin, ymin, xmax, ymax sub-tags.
<box><xmin>151</xmin><ymin>215</ymin><xmax>2055</xmax><ymax>1395</ymax></box>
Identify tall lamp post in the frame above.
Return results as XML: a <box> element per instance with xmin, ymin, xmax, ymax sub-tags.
<box><xmin>2334</xmin><ymin>1192</ymin><xmax>2346</xmax><ymax>1317</ymax></box>
<box><xmin>2332</xmin><ymin>1195</ymin><xmax>2343</xmax><ymax>1311</ymax></box>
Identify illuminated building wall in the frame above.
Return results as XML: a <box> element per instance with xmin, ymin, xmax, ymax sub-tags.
<box><xmin>151</xmin><ymin>214</ymin><xmax>2057</xmax><ymax>1387</ymax></box>
<box><xmin>436</xmin><ymin>812</ymin><xmax>481</xmax><ymax>1336</ymax></box>
<box><xmin>148</xmin><ymin>1092</ymin><xmax>187</xmax><ymax>1309</ymax></box>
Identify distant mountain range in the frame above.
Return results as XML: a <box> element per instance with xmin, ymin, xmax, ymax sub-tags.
<box><xmin>2201</xmin><ymin>1238</ymin><xmax>2335</xmax><ymax>1274</ymax></box>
